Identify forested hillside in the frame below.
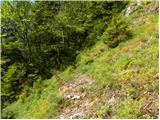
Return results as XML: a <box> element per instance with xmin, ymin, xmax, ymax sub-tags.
<box><xmin>1</xmin><ymin>0</ymin><xmax>159</xmax><ymax>119</ymax></box>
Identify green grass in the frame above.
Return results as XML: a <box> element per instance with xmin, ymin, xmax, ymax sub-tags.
<box><xmin>113</xmin><ymin>98</ymin><xmax>143</xmax><ymax>119</ymax></box>
<box><xmin>59</xmin><ymin>66</ymin><xmax>74</xmax><ymax>83</ymax></box>
<box><xmin>96</xmin><ymin>104</ymin><xmax>112</xmax><ymax>118</ymax></box>
<box><xmin>75</xmin><ymin>6</ymin><xmax>158</xmax><ymax>118</ymax></box>
<box><xmin>2</xmin><ymin>77</ymin><xmax>60</xmax><ymax>118</ymax></box>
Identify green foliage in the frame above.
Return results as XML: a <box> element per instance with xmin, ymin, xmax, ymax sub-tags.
<box><xmin>2</xmin><ymin>1</ymin><xmax>158</xmax><ymax>119</ymax></box>
<box><xmin>113</xmin><ymin>55</ymin><xmax>131</xmax><ymax>71</ymax></box>
<box><xmin>1</xmin><ymin>77</ymin><xmax>60</xmax><ymax>119</ymax></box>
<box><xmin>83</xmin><ymin>1</ymin><xmax>128</xmax><ymax>47</ymax></box>
<box><xmin>96</xmin><ymin>104</ymin><xmax>112</xmax><ymax>118</ymax></box>
<box><xmin>59</xmin><ymin>66</ymin><xmax>74</xmax><ymax>82</ymax></box>
<box><xmin>75</xmin><ymin>5</ymin><xmax>158</xmax><ymax>118</ymax></box>
<box><xmin>1</xmin><ymin>106</ymin><xmax>16</xmax><ymax>119</ymax></box>
<box><xmin>114</xmin><ymin>98</ymin><xmax>142</xmax><ymax>119</ymax></box>
<box><xmin>2</xmin><ymin>63</ymin><xmax>26</xmax><ymax>99</ymax></box>
<box><xmin>104</xmin><ymin>16</ymin><xmax>131</xmax><ymax>48</ymax></box>
<box><xmin>1</xmin><ymin>1</ymin><xmax>128</xmax><ymax>107</ymax></box>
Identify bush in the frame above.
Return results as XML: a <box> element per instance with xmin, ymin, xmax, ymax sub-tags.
<box><xmin>104</xmin><ymin>16</ymin><xmax>131</xmax><ymax>48</ymax></box>
<box><xmin>1</xmin><ymin>63</ymin><xmax>26</xmax><ymax>101</ymax></box>
<box><xmin>114</xmin><ymin>98</ymin><xmax>142</xmax><ymax>119</ymax></box>
<box><xmin>1</xmin><ymin>108</ymin><xmax>16</xmax><ymax>119</ymax></box>
<box><xmin>96</xmin><ymin>104</ymin><xmax>112</xmax><ymax>118</ymax></box>
<box><xmin>1</xmin><ymin>77</ymin><xmax>60</xmax><ymax>119</ymax></box>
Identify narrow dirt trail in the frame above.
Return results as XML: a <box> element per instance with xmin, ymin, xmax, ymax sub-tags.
<box><xmin>57</xmin><ymin>74</ymin><xmax>99</xmax><ymax>119</ymax></box>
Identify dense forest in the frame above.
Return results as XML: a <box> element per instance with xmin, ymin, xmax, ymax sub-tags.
<box><xmin>1</xmin><ymin>0</ymin><xmax>159</xmax><ymax>119</ymax></box>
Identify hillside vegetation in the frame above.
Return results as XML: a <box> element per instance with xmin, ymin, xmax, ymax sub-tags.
<box><xmin>1</xmin><ymin>1</ymin><xmax>159</xmax><ymax>119</ymax></box>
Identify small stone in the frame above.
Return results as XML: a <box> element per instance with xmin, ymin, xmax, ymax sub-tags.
<box><xmin>59</xmin><ymin>115</ymin><xmax>65</xmax><ymax>119</ymax></box>
<box><xmin>71</xmin><ymin>95</ymin><xmax>81</xmax><ymax>100</ymax></box>
<box><xmin>108</xmin><ymin>96</ymin><xmax>115</xmax><ymax>107</ymax></box>
<box><xmin>136</xmin><ymin>0</ymin><xmax>141</xmax><ymax>6</ymax></box>
<box><xmin>66</xmin><ymin>95</ymin><xmax>72</xmax><ymax>99</ymax></box>
<box><xmin>65</xmin><ymin>95</ymin><xmax>81</xmax><ymax>100</ymax></box>
<box><xmin>126</xmin><ymin>6</ymin><xmax>132</xmax><ymax>16</ymax></box>
<box><xmin>70</xmin><ymin>112</ymin><xmax>84</xmax><ymax>119</ymax></box>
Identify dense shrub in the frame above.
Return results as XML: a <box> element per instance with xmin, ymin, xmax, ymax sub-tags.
<box><xmin>104</xmin><ymin>16</ymin><xmax>131</xmax><ymax>48</ymax></box>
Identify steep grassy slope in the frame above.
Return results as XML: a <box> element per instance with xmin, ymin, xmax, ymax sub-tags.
<box><xmin>2</xmin><ymin>1</ymin><xmax>158</xmax><ymax>119</ymax></box>
<box><xmin>75</xmin><ymin>15</ymin><xmax>158</xmax><ymax>119</ymax></box>
<box><xmin>73</xmin><ymin>2</ymin><xmax>158</xmax><ymax>118</ymax></box>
